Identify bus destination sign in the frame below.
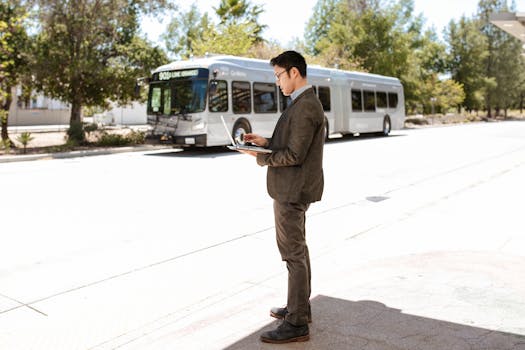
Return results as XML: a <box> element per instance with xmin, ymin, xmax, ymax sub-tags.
<box><xmin>158</xmin><ymin>69</ymin><xmax>199</xmax><ymax>81</ymax></box>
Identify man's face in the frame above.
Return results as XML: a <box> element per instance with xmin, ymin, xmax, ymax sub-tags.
<box><xmin>274</xmin><ymin>65</ymin><xmax>294</xmax><ymax>96</ymax></box>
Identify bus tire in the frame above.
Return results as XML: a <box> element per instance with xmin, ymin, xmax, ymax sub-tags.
<box><xmin>382</xmin><ymin>116</ymin><xmax>391</xmax><ymax>136</ymax></box>
<box><xmin>232</xmin><ymin>119</ymin><xmax>252</xmax><ymax>144</ymax></box>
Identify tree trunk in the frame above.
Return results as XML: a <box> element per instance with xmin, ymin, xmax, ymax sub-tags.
<box><xmin>1</xmin><ymin>93</ymin><xmax>14</xmax><ymax>145</ymax></box>
<box><xmin>67</xmin><ymin>97</ymin><xmax>85</xmax><ymax>143</ymax></box>
<box><xmin>520</xmin><ymin>92</ymin><xmax>524</xmax><ymax>114</ymax></box>
<box><xmin>70</xmin><ymin>98</ymin><xmax>82</xmax><ymax>125</ymax></box>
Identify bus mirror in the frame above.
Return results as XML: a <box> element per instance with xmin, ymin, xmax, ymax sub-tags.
<box><xmin>209</xmin><ymin>81</ymin><xmax>217</xmax><ymax>95</ymax></box>
<box><xmin>134</xmin><ymin>83</ymin><xmax>141</xmax><ymax>98</ymax></box>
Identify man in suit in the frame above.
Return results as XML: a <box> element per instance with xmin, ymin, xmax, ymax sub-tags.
<box><xmin>241</xmin><ymin>50</ymin><xmax>325</xmax><ymax>344</ymax></box>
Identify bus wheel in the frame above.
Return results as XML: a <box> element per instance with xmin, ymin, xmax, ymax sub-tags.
<box><xmin>233</xmin><ymin>119</ymin><xmax>251</xmax><ymax>144</ymax></box>
<box><xmin>382</xmin><ymin>116</ymin><xmax>391</xmax><ymax>136</ymax></box>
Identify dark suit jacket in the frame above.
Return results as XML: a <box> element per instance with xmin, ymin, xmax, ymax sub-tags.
<box><xmin>256</xmin><ymin>87</ymin><xmax>325</xmax><ymax>204</ymax></box>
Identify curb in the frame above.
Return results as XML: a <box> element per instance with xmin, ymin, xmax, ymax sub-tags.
<box><xmin>0</xmin><ymin>145</ymin><xmax>175</xmax><ymax>164</ymax></box>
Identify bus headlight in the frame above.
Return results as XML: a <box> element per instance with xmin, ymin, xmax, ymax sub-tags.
<box><xmin>192</xmin><ymin>119</ymin><xmax>206</xmax><ymax>130</ymax></box>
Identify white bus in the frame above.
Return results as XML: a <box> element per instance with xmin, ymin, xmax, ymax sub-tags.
<box><xmin>145</xmin><ymin>55</ymin><xmax>405</xmax><ymax>147</ymax></box>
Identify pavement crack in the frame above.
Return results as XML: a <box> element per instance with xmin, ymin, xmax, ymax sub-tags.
<box><xmin>0</xmin><ymin>292</ymin><xmax>47</xmax><ymax>316</ymax></box>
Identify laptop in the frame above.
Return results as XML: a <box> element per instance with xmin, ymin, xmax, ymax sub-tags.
<box><xmin>220</xmin><ymin>115</ymin><xmax>272</xmax><ymax>154</ymax></box>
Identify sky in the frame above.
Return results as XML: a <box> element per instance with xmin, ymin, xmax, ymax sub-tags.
<box><xmin>142</xmin><ymin>0</ymin><xmax>525</xmax><ymax>48</ymax></box>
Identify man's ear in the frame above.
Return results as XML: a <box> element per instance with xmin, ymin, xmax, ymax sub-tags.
<box><xmin>290</xmin><ymin>67</ymin><xmax>299</xmax><ymax>78</ymax></box>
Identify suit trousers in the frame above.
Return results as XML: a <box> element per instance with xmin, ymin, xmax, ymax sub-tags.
<box><xmin>273</xmin><ymin>200</ymin><xmax>311</xmax><ymax>326</ymax></box>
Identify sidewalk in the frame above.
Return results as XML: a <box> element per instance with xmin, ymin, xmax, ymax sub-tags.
<box><xmin>1</xmin><ymin>123</ymin><xmax>525</xmax><ymax>349</ymax></box>
<box><xmin>1</xmin><ymin>125</ymin><xmax>170</xmax><ymax>163</ymax></box>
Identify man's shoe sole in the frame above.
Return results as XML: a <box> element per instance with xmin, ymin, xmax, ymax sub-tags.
<box><xmin>260</xmin><ymin>334</ymin><xmax>310</xmax><ymax>344</ymax></box>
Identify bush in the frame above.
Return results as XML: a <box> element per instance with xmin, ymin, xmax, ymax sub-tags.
<box><xmin>16</xmin><ymin>132</ymin><xmax>34</xmax><ymax>154</ymax></box>
<box><xmin>83</xmin><ymin>123</ymin><xmax>98</xmax><ymax>134</ymax></box>
<box><xmin>96</xmin><ymin>129</ymin><xmax>147</xmax><ymax>147</ymax></box>
<box><xmin>97</xmin><ymin>132</ymin><xmax>129</xmax><ymax>147</ymax></box>
<box><xmin>1</xmin><ymin>139</ymin><xmax>11</xmax><ymax>153</ymax></box>
<box><xmin>404</xmin><ymin>116</ymin><xmax>429</xmax><ymax>125</ymax></box>
<box><xmin>126</xmin><ymin>130</ymin><xmax>146</xmax><ymax>145</ymax></box>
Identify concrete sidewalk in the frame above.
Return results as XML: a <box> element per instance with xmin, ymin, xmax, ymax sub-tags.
<box><xmin>1</xmin><ymin>125</ymin><xmax>171</xmax><ymax>163</ymax></box>
<box><xmin>1</xmin><ymin>123</ymin><xmax>525</xmax><ymax>349</ymax></box>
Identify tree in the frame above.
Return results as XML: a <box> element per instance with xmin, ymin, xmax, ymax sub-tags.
<box><xmin>446</xmin><ymin>16</ymin><xmax>489</xmax><ymax>112</ymax></box>
<box><xmin>305</xmin><ymin>0</ymin><xmax>438</xmax><ymax>110</ymax></box>
<box><xmin>304</xmin><ymin>0</ymin><xmax>339</xmax><ymax>55</ymax></box>
<box><xmin>214</xmin><ymin>0</ymin><xmax>266</xmax><ymax>42</ymax></box>
<box><xmin>477</xmin><ymin>0</ymin><xmax>525</xmax><ymax>117</ymax></box>
<box><xmin>0</xmin><ymin>0</ymin><xmax>30</xmax><ymax>144</ymax></box>
<box><xmin>419</xmin><ymin>75</ymin><xmax>465</xmax><ymax>114</ymax></box>
<box><xmin>192</xmin><ymin>21</ymin><xmax>257</xmax><ymax>57</ymax></box>
<box><xmin>162</xmin><ymin>4</ymin><xmax>213</xmax><ymax>59</ymax></box>
<box><xmin>32</xmin><ymin>0</ymin><xmax>170</xmax><ymax>142</ymax></box>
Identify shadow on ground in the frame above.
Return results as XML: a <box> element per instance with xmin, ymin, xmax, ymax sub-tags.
<box><xmin>224</xmin><ymin>295</ymin><xmax>525</xmax><ymax>350</ymax></box>
<box><xmin>143</xmin><ymin>146</ymin><xmax>238</xmax><ymax>159</ymax></box>
<box><xmin>142</xmin><ymin>133</ymin><xmax>406</xmax><ymax>159</ymax></box>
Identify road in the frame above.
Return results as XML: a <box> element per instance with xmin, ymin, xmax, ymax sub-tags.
<box><xmin>1</xmin><ymin>121</ymin><xmax>524</xmax><ymax>349</ymax></box>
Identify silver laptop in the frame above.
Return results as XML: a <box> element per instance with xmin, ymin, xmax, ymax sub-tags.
<box><xmin>220</xmin><ymin>115</ymin><xmax>272</xmax><ymax>154</ymax></box>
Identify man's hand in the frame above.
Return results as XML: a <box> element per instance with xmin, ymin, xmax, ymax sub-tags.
<box><xmin>243</xmin><ymin>133</ymin><xmax>268</xmax><ymax>147</ymax></box>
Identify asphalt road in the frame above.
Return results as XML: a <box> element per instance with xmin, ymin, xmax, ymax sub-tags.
<box><xmin>1</xmin><ymin>121</ymin><xmax>524</xmax><ymax>349</ymax></box>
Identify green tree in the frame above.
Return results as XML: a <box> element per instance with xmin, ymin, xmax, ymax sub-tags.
<box><xmin>214</xmin><ymin>0</ymin><xmax>266</xmax><ymax>42</ymax></box>
<box><xmin>305</xmin><ymin>0</ymin><xmax>438</xmax><ymax>111</ymax></box>
<box><xmin>304</xmin><ymin>0</ymin><xmax>339</xmax><ymax>55</ymax></box>
<box><xmin>192</xmin><ymin>22</ymin><xmax>257</xmax><ymax>57</ymax></box>
<box><xmin>477</xmin><ymin>0</ymin><xmax>525</xmax><ymax>117</ymax></box>
<box><xmin>446</xmin><ymin>16</ymin><xmax>489</xmax><ymax>112</ymax></box>
<box><xmin>0</xmin><ymin>0</ymin><xmax>30</xmax><ymax>144</ymax></box>
<box><xmin>32</xmin><ymin>0</ymin><xmax>170</xmax><ymax>142</ymax></box>
<box><xmin>162</xmin><ymin>4</ymin><xmax>213</xmax><ymax>59</ymax></box>
<box><xmin>419</xmin><ymin>75</ymin><xmax>465</xmax><ymax>114</ymax></box>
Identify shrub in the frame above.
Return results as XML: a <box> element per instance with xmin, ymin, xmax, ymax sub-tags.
<box><xmin>16</xmin><ymin>132</ymin><xmax>34</xmax><ymax>154</ymax></box>
<box><xmin>1</xmin><ymin>139</ymin><xmax>11</xmax><ymax>153</ymax></box>
<box><xmin>97</xmin><ymin>132</ymin><xmax>129</xmax><ymax>147</ymax></box>
<box><xmin>126</xmin><ymin>130</ymin><xmax>146</xmax><ymax>145</ymax></box>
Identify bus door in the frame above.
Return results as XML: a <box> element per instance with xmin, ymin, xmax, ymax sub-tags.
<box><xmin>333</xmin><ymin>85</ymin><xmax>347</xmax><ymax>133</ymax></box>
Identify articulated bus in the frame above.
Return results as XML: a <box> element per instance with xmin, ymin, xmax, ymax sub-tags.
<box><xmin>145</xmin><ymin>55</ymin><xmax>405</xmax><ymax>147</ymax></box>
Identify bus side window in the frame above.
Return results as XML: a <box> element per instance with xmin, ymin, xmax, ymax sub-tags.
<box><xmin>254</xmin><ymin>82</ymin><xmax>277</xmax><ymax>113</ymax></box>
<box><xmin>318</xmin><ymin>86</ymin><xmax>331</xmax><ymax>111</ymax></box>
<box><xmin>363</xmin><ymin>90</ymin><xmax>376</xmax><ymax>112</ymax></box>
<box><xmin>376</xmin><ymin>92</ymin><xmax>387</xmax><ymax>108</ymax></box>
<box><xmin>279</xmin><ymin>89</ymin><xmax>291</xmax><ymax>111</ymax></box>
<box><xmin>388</xmin><ymin>92</ymin><xmax>398</xmax><ymax>109</ymax></box>
<box><xmin>232</xmin><ymin>81</ymin><xmax>251</xmax><ymax>114</ymax></box>
<box><xmin>351</xmin><ymin>89</ymin><xmax>363</xmax><ymax>112</ymax></box>
<box><xmin>209</xmin><ymin>80</ymin><xmax>228</xmax><ymax>112</ymax></box>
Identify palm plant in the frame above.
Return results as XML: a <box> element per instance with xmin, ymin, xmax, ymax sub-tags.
<box><xmin>16</xmin><ymin>132</ymin><xmax>34</xmax><ymax>154</ymax></box>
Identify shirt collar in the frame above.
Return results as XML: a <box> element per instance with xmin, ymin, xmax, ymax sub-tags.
<box><xmin>290</xmin><ymin>85</ymin><xmax>312</xmax><ymax>101</ymax></box>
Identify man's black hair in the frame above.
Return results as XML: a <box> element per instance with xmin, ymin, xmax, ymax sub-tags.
<box><xmin>270</xmin><ymin>50</ymin><xmax>307</xmax><ymax>78</ymax></box>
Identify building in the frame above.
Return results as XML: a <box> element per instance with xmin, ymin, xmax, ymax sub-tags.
<box><xmin>490</xmin><ymin>12</ymin><xmax>525</xmax><ymax>42</ymax></box>
<box><xmin>8</xmin><ymin>87</ymin><xmax>147</xmax><ymax>126</ymax></box>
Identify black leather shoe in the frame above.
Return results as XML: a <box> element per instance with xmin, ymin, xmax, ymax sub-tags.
<box><xmin>260</xmin><ymin>320</ymin><xmax>309</xmax><ymax>344</ymax></box>
<box><xmin>270</xmin><ymin>306</ymin><xmax>312</xmax><ymax>323</ymax></box>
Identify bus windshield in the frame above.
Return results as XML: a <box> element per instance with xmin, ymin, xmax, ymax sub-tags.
<box><xmin>148</xmin><ymin>76</ymin><xmax>208</xmax><ymax>115</ymax></box>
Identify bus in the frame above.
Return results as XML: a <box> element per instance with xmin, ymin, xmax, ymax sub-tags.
<box><xmin>144</xmin><ymin>55</ymin><xmax>405</xmax><ymax>147</ymax></box>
